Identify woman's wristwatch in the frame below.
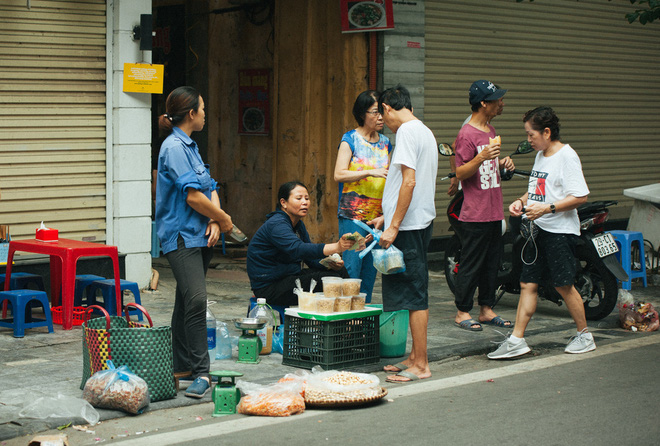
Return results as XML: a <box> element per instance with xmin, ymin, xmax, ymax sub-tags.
<box><xmin>549</xmin><ymin>203</ymin><xmax>556</xmax><ymax>214</ymax></box>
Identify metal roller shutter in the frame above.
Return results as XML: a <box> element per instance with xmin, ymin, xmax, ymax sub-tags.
<box><xmin>0</xmin><ymin>0</ymin><xmax>107</xmax><ymax>241</ymax></box>
<box><xmin>425</xmin><ymin>0</ymin><xmax>660</xmax><ymax>238</ymax></box>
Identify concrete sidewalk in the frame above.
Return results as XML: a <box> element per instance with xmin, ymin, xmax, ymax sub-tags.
<box><xmin>1</xmin><ymin>250</ymin><xmax>657</xmax><ymax>441</ymax></box>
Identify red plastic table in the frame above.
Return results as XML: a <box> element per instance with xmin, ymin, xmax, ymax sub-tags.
<box><xmin>2</xmin><ymin>239</ymin><xmax>121</xmax><ymax>330</ymax></box>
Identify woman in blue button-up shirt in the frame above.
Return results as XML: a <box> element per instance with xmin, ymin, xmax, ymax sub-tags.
<box><xmin>155</xmin><ymin>86</ymin><xmax>233</xmax><ymax>398</ymax></box>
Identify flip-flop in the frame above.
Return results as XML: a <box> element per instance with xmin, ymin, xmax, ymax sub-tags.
<box><xmin>455</xmin><ymin>318</ymin><xmax>483</xmax><ymax>331</ymax></box>
<box><xmin>386</xmin><ymin>370</ymin><xmax>421</xmax><ymax>383</ymax></box>
<box><xmin>480</xmin><ymin>316</ymin><xmax>514</xmax><ymax>328</ymax></box>
<box><xmin>383</xmin><ymin>362</ymin><xmax>408</xmax><ymax>373</ymax></box>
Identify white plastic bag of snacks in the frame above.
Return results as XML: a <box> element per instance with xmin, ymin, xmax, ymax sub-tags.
<box><xmin>236</xmin><ymin>380</ymin><xmax>305</xmax><ymax>417</ymax></box>
<box><xmin>372</xmin><ymin>245</ymin><xmax>406</xmax><ymax>275</ymax></box>
<box><xmin>82</xmin><ymin>361</ymin><xmax>150</xmax><ymax>415</ymax></box>
<box><xmin>303</xmin><ymin>367</ymin><xmax>381</xmax><ymax>404</ymax></box>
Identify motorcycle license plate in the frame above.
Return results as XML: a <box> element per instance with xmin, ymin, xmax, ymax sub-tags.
<box><xmin>592</xmin><ymin>233</ymin><xmax>619</xmax><ymax>258</ymax></box>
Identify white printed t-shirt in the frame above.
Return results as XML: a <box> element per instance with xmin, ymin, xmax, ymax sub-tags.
<box><xmin>382</xmin><ymin>119</ymin><xmax>438</xmax><ymax>230</ymax></box>
<box><xmin>527</xmin><ymin>144</ymin><xmax>589</xmax><ymax>235</ymax></box>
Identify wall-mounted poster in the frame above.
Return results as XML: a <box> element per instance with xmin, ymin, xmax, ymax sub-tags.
<box><xmin>341</xmin><ymin>0</ymin><xmax>394</xmax><ymax>33</ymax></box>
<box><xmin>123</xmin><ymin>63</ymin><xmax>164</xmax><ymax>94</ymax></box>
<box><xmin>238</xmin><ymin>69</ymin><xmax>270</xmax><ymax>136</ymax></box>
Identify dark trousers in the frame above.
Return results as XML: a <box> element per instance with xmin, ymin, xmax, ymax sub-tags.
<box><xmin>253</xmin><ymin>267</ymin><xmax>349</xmax><ymax>307</ymax></box>
<box><xmin>165</xmin><ymin>236</ymin><xmax>213</xmax><ymax>380</ymax></box>
<box><xmin>454</xmin><ymin>221</ymin><xmax>502</xmax><ymax>312</ymax></box>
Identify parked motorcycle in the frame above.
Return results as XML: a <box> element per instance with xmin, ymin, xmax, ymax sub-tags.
<box><xmin>438</xmin><ymin>142</ymin><xmax>628</xmax><ymax>321</ymax></box>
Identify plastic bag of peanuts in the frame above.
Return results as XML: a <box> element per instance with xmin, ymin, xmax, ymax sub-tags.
<box><xmin>82</xmin><ymin>361</ymin><xmax>149</xmax><ymax>415</ymax></box>
<box><xmin>236</xmin><ymin>379</ymin><xmax>305</xmax><ymax>417</ymax></box>
<box><xmin>303</xmin><ymin>367</ymin><xmax>381</xmax><ymax>404</ymax></box>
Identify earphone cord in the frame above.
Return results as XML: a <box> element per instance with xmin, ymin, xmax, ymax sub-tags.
<box><xmin>521</xmin><ymin>221</ymin><xmax>538</xmax><ymax>266</ymax></box>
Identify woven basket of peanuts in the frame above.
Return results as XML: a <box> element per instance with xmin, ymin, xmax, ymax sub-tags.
<box><xmin>303</xmin><ymin>370</ymin><xmax>387</xmax><ymax>407</ymax></box>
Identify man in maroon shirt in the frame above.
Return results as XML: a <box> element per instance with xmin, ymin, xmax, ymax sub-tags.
<box><xmin>453</xmin><ymin>80</ymin><xmax>515</xmax><ymax>331</ymax></box>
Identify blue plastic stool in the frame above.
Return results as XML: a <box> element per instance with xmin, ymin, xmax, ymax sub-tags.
<box><xmin>247</xmin><ymin>297</ymin><xmax>286</xmax><ymax>325</ymax></box>
<box><xmin>151</xmin><ymin>220</ymin><xmax>162</xmax><ymax>258</ymax></box>
<box><xmin>0</xmin><ymin>272</ymin><xmax>45</xmax><ymax>291</ymax></box>
<box><xmin>0</xmin><ymin>290</ymin><xmax>54</xmax><ymax>337</ymax></box>
<box><xmin>609</xmin><ymin>230</ymin><xmax>648</xmax><ymax>290</ymax></box>
<box><xmin>86</xmin><ymin>279</ymin><xmax>143</xmax><ymax>321</ymax></box>
<box><xmin>74</xmin><ymin>274</ymin><xmax>106</xmax><ymax>306</ymax></box>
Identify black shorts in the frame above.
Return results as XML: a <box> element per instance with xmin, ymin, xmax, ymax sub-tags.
<box><xmin>520</xmin><ymin>227</ymin><xmax>578</xmax><ymax>287</ymax></box>
<box><xmin>381</xmin><ymin>224</ymin><xmax>433</xmax><ymax>312</ymax></box>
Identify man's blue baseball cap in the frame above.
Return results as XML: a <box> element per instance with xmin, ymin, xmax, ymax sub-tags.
<box><xmin>469</xmin><ymin>80</ymin><xmax>507</xmax><ymax>105</ymax></box>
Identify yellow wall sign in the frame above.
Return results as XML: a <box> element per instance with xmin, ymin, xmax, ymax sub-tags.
<box><xmin>123</xmin><ymin>63</ymin><xmax>164</xmax><ymax>94</ymax></box>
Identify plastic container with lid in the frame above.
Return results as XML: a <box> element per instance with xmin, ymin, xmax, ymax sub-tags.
<box><xmin>298</xmin><ymin>291</ymin><xmax>317</xmax><ymax>312</ymax></box>
<box><xmin>248</xmin><ymin>298</ymin><xmax>277</xmax><ymax>355</ymax></box>
<box><xmin>351</xmin><ymin>293</ymin><xmax>367</xmax><ymax>311</ymax></box>
<box><xmin>342</xmin><ymin>278</ymin><xmax>362</xmax><ymax>297</ymax></box>
<box><xmin>321</xmin><ymin>277</ymin><xmax>343</xmax><ymax>297</ymax></box>
<box><xmin>316</xmin><ymin>296</ymin><xmax>336</xmax><ymax>314</ymax></box>
<box><xmin>334</xmin><ymin>296</ymin><xmax>352</xmax><ymax>313</ymax></box>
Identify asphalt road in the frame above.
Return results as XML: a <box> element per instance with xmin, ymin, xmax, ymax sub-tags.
<box><xmin>14</xmin><ymin>331</ymin><xmax>659</xmax><ymax>446</ymax></box>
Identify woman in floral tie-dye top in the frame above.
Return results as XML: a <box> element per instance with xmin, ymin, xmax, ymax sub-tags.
<box><xmin>334</xmin><ymin>90</ymin><xmax>392</xmax><ymax>302</ymax></box>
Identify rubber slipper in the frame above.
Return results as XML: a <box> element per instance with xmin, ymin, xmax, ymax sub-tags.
<box><xmin>455</xmin><ymin>318</ymin><xmax>483</xmax><ymax>331</ymax></box>
<box><xmin>386</xmin><ymin>371</ymin><xmax>421</xmax><ymax>383</ymax></box>
<box><xmin>480</xmin><ymin>316</ymin><xmax>514</xmax><ymax>328</ymax></box>
<box><xmin>383</xmin><ymin>362</ymin><xmax>408</xmax><ymax>373</ymax></box>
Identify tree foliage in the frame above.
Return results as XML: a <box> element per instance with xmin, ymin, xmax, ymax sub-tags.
<box><xmin>515</xmin><ymin>0</ymin><xmax>660</xmax><ymax>24</ymax></box>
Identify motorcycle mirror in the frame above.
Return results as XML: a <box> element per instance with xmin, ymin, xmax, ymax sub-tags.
<box><xmin>514</xmin><ymin>140</ymin><xmax>534</xmax><ymax>155</ymax></box>
<box><xmin>438</xmin><ymin>143</ymin><xmax>454</xmax><ymax>157</ymax></box>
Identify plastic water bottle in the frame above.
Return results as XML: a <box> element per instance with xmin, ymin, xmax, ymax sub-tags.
<box><xmin>248</xmin><ymin>298</ymin><xmax>276</xmax><ymax>355</ymax></box>
<box><xmin>215</xmin><ymin>321</ymin><xmax>232</xmax><ymax>360</ymax></box>
<box><xmin>206</xmin><ymin>303</ymin><xmax>217</xmax><ymax>363</ymax></box>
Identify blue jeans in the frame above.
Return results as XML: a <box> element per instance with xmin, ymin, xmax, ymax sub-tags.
<box><xmin>338</xmin><ymin>217</ymin><xmax>377</xmax><ymax>303</ymax></box>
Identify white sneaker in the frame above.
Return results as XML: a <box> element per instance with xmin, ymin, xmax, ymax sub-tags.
<box><xmin>487</xmin><ymin>335</ymin><xmax>531</xmax><ymax>359</ymax></box>
<box><xmin>565</xmin><ymin>328</ymin><xmax>596</xmax><ymax>354</ymax></box>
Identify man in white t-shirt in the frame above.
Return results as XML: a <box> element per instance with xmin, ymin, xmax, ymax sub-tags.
<box><xmin>368</xmin><ymin>84</ymin><xmax>437</xmax><ymax>383</ymax></box>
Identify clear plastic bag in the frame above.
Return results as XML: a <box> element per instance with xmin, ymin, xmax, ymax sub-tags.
<box><xmin>617</xmin><ymin>294</ymin><xmax>659</xmax><ymax>332</ymax></box>
<box><xmin>236</xmin><ymin>379</ymin><xmax>305</xmax><ymax>417</ymax></box>
<box><xmin>304</xmin><ymin>367</ymin><xmax>381</xmax><ymax>402</ymax></box>
<box><xmin>82</xmin><ymin>362</ymin><xmax>150</xmax><ymax>414</ymax></box>
<box><xmin>18</xmin><ymin>393</ymin><xmax>100</xmax><ymax>425</ymax></box>
<box><xmin>372</xmin><ymin>245</ymin><xmax>406</xmax><ymax>275</ymax></box>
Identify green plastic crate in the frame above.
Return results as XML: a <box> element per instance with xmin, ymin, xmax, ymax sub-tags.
<box><xmin>282</xmin><ymin>313</ymin><xmax>380</xmax><ymax>369</ymax></box>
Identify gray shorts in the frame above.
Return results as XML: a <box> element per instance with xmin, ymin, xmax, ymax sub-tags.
<box><xmin>520</xmin><ymin>228</ymin><xmax>578</xmax><ymax>287</ymax></box>
<box><xmin>381</xmin><ymin>224</ymin><xmax>432</xmax><ymax>312</ymax></box>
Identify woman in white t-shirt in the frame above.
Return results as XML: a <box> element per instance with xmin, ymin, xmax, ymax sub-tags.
<box><xmin>488</xmin><ymin>106</ymin><xmax>596</xmax><ymax>360</ymax></box>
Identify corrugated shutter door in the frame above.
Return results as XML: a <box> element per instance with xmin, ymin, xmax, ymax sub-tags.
<box><xmin>425</xmin><ymin>0</ymin><xmax>660</xmax><ymax>238</ymax></box>
<box><xmin>0</xmin><ymin>0</ymin><xmax>107</xmax><ymax>241</ymax></box>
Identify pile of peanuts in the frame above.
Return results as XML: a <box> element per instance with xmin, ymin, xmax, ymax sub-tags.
<box><xmin>304</xmin><ymin>371</ymin><xmax>381</xmax><ymax>403</ymax></box>
<box><xmin>322</xmin><ymin>371</ymin><xmax>373</xmax><ymax>386</ymax></box>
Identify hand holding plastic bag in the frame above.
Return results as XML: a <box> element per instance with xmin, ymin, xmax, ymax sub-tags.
<box><xmin>372</xmin><ymin>245</ymin><xmax>406</xmax><ymax>275</ymax></box>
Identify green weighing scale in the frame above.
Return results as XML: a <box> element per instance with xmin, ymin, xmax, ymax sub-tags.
<box><xmin>233</xmin><ymin>317</ymin><xmax>266</xmax><ymax>364</ymax></box>
<box><xmin>209</xmin><ymin>370</ymin><xmax>243</xmax><ymax>416</ymax></box>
